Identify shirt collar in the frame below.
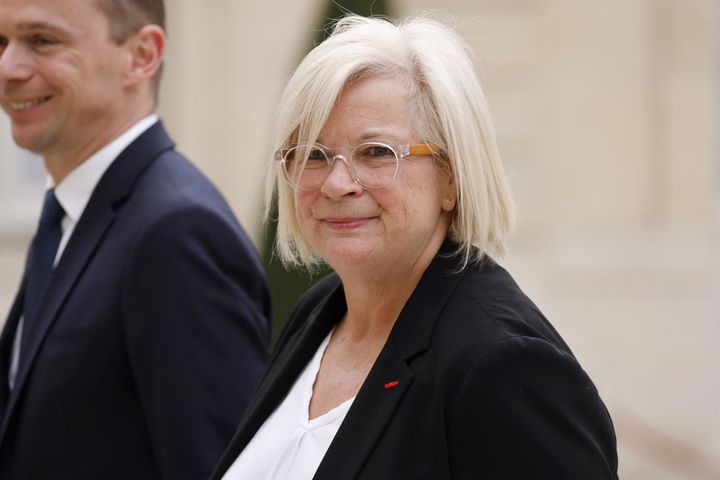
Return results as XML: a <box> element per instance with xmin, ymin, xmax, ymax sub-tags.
<box><xmin>49</xmin><ymin>114</ymin><xmax>159</xmax><ymax>223</ymax></box>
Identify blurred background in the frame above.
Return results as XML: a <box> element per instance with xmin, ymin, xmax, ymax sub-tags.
<box><xmin>1</xmin><ymin>0</ymin><xmax>718</xmax><ymax>478</ymax></box>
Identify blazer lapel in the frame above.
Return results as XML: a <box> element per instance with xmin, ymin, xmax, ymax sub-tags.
<box><xmin>0</xmin><ymin>285</ymin><xmax>25</xmax><ymax>417</ymax></box>
<box><xmin>314</xmin><ymin>240</ymin><xmax>467</xmax><ymax>479</ymax></box>
<box><xmin>314</xmin><ymin>336</ymin><xmax>414</xmax><ymax>480</ymax></box>
<box><xmin>0</xmin><ymin>122</ymin><xmax>175</xmax><ymax>445</ymax></box>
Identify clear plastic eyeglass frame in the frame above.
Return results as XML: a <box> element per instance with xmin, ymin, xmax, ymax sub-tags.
<box><xmin>276</xmin><ymin>142</ymin><xmax>435</xmax><ymax>191</ymax></box>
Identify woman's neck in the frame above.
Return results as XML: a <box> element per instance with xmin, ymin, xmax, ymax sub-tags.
<box><xmin>335</xmin><ymin>232</ymin><xmax>446</xmax><ymax>341</ymax></box>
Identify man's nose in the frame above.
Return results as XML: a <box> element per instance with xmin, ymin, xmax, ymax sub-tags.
<box><xmin>0</xmin><ymin>43</ymin><xmax>33</xmax><ymax>83</ymax></box>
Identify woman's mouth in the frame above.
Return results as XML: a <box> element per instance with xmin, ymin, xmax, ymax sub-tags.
<box><xmin>322</xmin><ymin>217</ymin><xmax>374</xmax><ymax>230</ymax></box>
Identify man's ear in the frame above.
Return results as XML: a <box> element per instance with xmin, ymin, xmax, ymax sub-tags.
<box><xmin>124</xmin><ymin>25</ymin><xmax>165</xmax><ymax>87</ymax></box>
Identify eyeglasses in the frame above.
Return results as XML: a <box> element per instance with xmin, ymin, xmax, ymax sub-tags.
<box><xmin>276</xmin><ymin>142</ymin><xmax>435</xmax><ymax>191</ymax></box>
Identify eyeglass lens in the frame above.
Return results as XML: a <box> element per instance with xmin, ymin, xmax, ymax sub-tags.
<box><xmin>283</xmin><ymin>143</ymin><xmax>400</xmax><ymax>190</ymax></box>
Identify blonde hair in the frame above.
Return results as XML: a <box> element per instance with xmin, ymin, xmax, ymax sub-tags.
<box><xmin>267</xmin><ymin>15</ymin><xmax>515</xmax><ymax>268</ymax></box>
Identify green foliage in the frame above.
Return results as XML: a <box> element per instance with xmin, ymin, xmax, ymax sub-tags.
<box><xmin>261</xmin><ymin>0</ymin><xmax>393</xmax><ymax>345</ymax></box>
<box><xmin>318</xmin><ymin>0</ymin><xmax>393</xmax><ymax>39</ymax></box>
<box><xmin>261</xmin><ymin>206</ymin><xmax>331</xmax><ymax>344</ymax></box>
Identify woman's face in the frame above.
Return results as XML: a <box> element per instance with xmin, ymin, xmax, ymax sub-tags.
<box><xmin>294</xmin><ymin>76</ymin><xmax>455</xmax><ymax>277</ymax></box>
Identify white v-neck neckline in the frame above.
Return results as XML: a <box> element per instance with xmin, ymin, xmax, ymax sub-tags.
<box><xmin>302</xmin><ymin>330</ymin><xmax>356</xmax><ymax>427</ymax></box>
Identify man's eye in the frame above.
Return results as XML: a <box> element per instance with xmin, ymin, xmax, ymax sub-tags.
<box><xmin>31</xmin><ymin>35</ymin><xmax>57</xmax><ymax>47</ymax></box>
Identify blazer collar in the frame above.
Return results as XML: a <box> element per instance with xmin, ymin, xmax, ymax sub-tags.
<box><xmin>0</xmin><ymin>122</ymin><xmax>175</xmax><ymax>445</ymax></box>
<box><xmin>212</xmin><ymin>239</ymin><xmax>467</xmax><ymax>479</ymax></box>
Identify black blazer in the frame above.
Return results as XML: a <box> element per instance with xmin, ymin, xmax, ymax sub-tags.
<box><xmin>0</xmin><ymin>122</ymin><xmax>271</xmax><ymax>480</ymax></box>
<box><xmin>212</xmin><ymin>240</ymin><xmax>618</xmax><ymax>479</ymax></box>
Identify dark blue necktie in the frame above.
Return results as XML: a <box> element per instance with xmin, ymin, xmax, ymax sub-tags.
<box><xmin>21</xmin><ymin>189</ymin><xmax>65</xmax><ymax>354</ymax></box>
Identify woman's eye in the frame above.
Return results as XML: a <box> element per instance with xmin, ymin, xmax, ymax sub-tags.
<box><xmin>307</xmin><ymin>148</ymin><xmax>326</xmax><ymax>160</ymax></box>
<box><xmin>356</xmin><ymin>145</ymin><xmax>393</xmax><ymax>158</ymax></box>
<box><xmin>368</xmin><ymin>146</ymin><xmax>393</xmax><ymax>156</ymax></box>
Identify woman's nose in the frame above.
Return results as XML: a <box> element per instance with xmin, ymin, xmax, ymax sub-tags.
<box><xmin>320</xmin><ymin>155</ymin><xmax>363</xmax><ymax>198</ymax></box>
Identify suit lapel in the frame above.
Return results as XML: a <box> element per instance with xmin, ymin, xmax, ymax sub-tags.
<box><xmin>314</xmin><ymin>240</ymin><xmax>466</xmax><ymax>479</ymax></box>
<box><xmin>0</xmin><ymin>122</ymin><xmax>175</xmax><ymax>445</ymax></box>
<box><xmin>0</xmin><ymin>286</ymin><xmax>24</xmax><ymax>417</ymax></box>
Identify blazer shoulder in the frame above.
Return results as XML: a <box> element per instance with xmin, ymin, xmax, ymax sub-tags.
<box><xmin>435</xmin><ymin>265</ymin><xmax>618</xmax><ymax>478</ymax></box>
<box><xmin>131</xmin><ymin>150</ymin><xmax>228</xmax><ymax>212</ymax></box>
<box><xmin>442</xmin><ymin>261</ymin><xmax>572</xmax><ymax>355</ymax></box>
<box><xmin>117</xmin><ymin>145</ymin><xmax>255</xmax><ymax>244</ymax></box>
<box><xmin>112</xmin><ymin>149</ymin><xmax>265</xmax><ymax>297</ymax></box>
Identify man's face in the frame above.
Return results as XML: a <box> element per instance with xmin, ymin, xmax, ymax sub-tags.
<box><xmin>0</xmin><ymin>0</ymin><xmax>130</xmax><ymax>161</ymax></box>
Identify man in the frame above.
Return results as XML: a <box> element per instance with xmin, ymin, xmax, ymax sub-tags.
<box><xmin>0</xmin><ymin>0</ymin><xmax>271</xmax><ymax>478</ymax></box>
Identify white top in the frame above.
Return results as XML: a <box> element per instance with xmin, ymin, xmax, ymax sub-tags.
<box><xmin>222</xmin><ymin>331</ymin><xmax>355</xmax><ymax>480</ymax></box>
<box><xmin>9</xmin><ymin>114</ymin><xmax>159</xmax><ymax>389</ymax></box>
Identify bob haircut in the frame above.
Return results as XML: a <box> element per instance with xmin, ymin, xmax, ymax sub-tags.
<box><xmin>267</xmin><ymin>15</ymin><xmax>515</xmax><ymax>268</ymax></box>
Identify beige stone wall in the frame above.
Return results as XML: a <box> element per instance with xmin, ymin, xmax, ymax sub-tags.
<box><xmin>393</xmin><ymin>0</ymin><xmax>715</xmax><ymax>231</ymax></box>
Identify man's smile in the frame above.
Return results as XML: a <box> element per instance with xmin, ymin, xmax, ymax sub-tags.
<box><xmin>8</xmin><ymin>95</ymin><xmax>52</xmax><ymax>111</ymax></box>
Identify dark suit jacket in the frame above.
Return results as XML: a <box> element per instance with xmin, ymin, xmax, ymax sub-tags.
<box><xmin>0</xmin><ymin>122</ymin><xmax>271</xmax><ymax>480</ymax></box>
<box><xmin>211</xmin><ymin>240</ymin><xmax>618</xmax><ymax>480</ymax></box>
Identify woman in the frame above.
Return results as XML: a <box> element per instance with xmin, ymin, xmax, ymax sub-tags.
<box><xmin>212</xmin><ymin>15</ymin><xmax>618</xmax><ymax>480</ymax></box>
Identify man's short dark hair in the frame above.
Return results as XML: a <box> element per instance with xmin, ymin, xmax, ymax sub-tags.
<box><xmin>95</xmin><ymin>0</ymin><xmax>166</xmax><ymax>98</ymax></box>
<box><xmin>95</xmin><ymin>0</ymin><xmax>165</xmax><ymax>43</ymax></box>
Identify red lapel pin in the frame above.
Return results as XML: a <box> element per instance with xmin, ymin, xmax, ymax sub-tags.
<box><xmin>384</xmin><ymin>380</ymin><xmax>399</xmax><ymax>389</ymax></box>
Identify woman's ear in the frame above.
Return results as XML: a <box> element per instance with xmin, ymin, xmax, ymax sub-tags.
<box><xmin>441</xmin><ymin>165</ymin><xmax>456</xmax><ymax>212</ymax></box>
<box><xmin>442</xmin><ymin>193</ymin><xmax>456</xmax><ymax>212</ymax></box>
<box><xmin>124</xmin><ymin>25</ymin><xmax>165</xmax><ymax>87</ymax></box>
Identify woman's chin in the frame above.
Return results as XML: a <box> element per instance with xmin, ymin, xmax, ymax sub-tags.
<box><xmin>319</xmin><ymin>241</ymin><xmax>380</xmax><ymax>273</ymax></box>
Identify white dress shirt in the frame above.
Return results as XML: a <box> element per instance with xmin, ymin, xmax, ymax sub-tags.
<box><xmin>9</xmin><ymin>114</ymin><xmax>159</xmax><ymax>389</ymax></box>
<box><xmin>222</xmin><ymin>331</ymin><xmax>355</xmax><ymax>480</ymax></box>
